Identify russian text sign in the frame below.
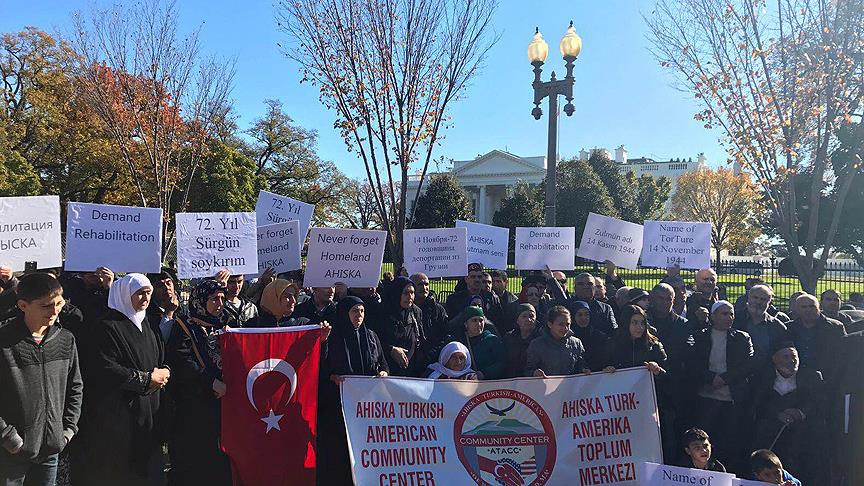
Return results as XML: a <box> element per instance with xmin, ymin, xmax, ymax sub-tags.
<box><xmin>342</xmin><ymin>367</ymin><xmax>662</xmax><ymax>485</ymax></box>
<box><xmin>303</xmin><ymin>227</ymin><xmax>386</xmax><ymax>288</ymax></box>
<box><xmin>641</xmin><ymin>221</ymin><xmax>711</xmax><ymax>270</ymax></box>
<box><xmin>577</xmin><ymin>213</ymin><xmax>644</xmax><ymax>269</ymax></box>
<box><xmin>0</xmin><ymin>196</ymin><xmax>61</xmax><ymax>271</ymax></box>
<box><xmin>456</xmin><ymin>220</ymin><xmax>509</xmax><ymax>270</ymax></box>
<box><xmin>254</xmin><ymin>190</ymin><xmax>314</xmax><ymax>243</ymax></box>
<box><xmin>639</xmin><ymin>462</ymin><xmax>735</xmax><ymax>486</ymax></box>
<box><xmin>255</xmin><ymin>221</ymin><xmax>301</xmax><ymax>275</ymax></box>
<box><xmin>403</xmin><ymin>227</ymin><xmax>468</xmax><ymax>278</ymax></box>
<box><xmin>176</xmin><ymin>212</ymin><xmax>257</xmax><ymax>279</ymax></box>
<box><xmin>515</xmin><ymin>227</ymin><xmax>575</xmax><ymax>270</ymax></box>
<box><xmin>64</xmin><ymin>202</ymin><xmax>163</xmax><ymax>273</ymax></box>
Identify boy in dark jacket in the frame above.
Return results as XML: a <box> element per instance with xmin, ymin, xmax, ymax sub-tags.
<box><xmin>0</xmin><ymin>273</ymin><xmax>83</xmax><ymax>485</ymax></box>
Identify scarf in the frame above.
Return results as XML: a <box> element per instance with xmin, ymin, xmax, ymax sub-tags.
<box><xmin>426</xmin><ymin>341</ymin><xmax>475</xmax><ymax>379</ymax></box>
<box><xmin>335</xmin><ymin>296</ymin><xmax>372</xmax><ymax>375</ymax></box>
<box><xmin>189</xmin><ymin>279</ymin><xmax>231</xmax><ymax>327</ymax></box>
<box><xmin>261</xmin><ymin>279</ymin><xmax>293</xmax><ymax>318</ymax></box>
<box><xmin>108</xmin><ymin>273</ymin><xmax>152</xmax><ymax>332</ymax></box>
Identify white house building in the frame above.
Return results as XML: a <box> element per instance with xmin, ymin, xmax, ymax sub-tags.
<box><xmin>407</xmin><ymin>146</ymin><xmax>708</xmax><ymax>224</ymax></box>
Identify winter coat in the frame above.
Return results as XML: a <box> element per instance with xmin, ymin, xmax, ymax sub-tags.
<box><xmin>525</xmin><ymin>328</ymin><xmax>587</xmax><ymax>377</ymax></box>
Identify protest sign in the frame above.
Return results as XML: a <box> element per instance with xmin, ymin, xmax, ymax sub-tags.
<box><xmin>577</xmin><ymin>213</ymin><xmax>644</xmax><ymax>269</ymax></box>
<box><xmin>254</xmin><ymin>190</ymin><xmax>315</xmax><ymax>243</ymax></box>
<box><xmin>515</xmin><ymin>227</ymin><xmax>575</xmax><ymax>270</ymax></box>
<box><xmin>641</xmin><ymin>221</ymin><xmax>712</xmax><ymax>270</ymax></box>
<box><xmin>303</xmin><ymin>227</ymin><xmax>386</xmax><ymax>288</ymax></box>
<box><xmin>341</xmin><ymin>367</ymin><xmax>662</xmax><ymax>485</ymax></box>
<box><xmin>176</xmin><ymin>212</ymin><xmax>257</xmax><ymax>278</ymax></box>
<box><xmin>639</xmin><ymin>462</ymin><xmax>735</xmax><ymax>486</ymax></box>
<box><xmin>456</xmin><ymin>220</ymin><xmax>509</xmax><ymax>270</ymax></box>
<box><xmin>255</xmin><ymin>221</ymin><xmax>302</xmax><ymax>275</ymax></box>
<box><xmin>64</xmin><ymin>202</ymin><xmax>163</xmax><ymax>273</ymax></box>
<box><xmin>0</xmin><ymin>196</ymin><xmax>61</xmax><ymax>271</ymax></box>
<box><xmin>403</xmin><ymin>227</ymin><xmax>468</xmax><ymax>278</ymax></box>
<box><xmin>732</xmin><ymin>480</ymin><xmax>773</xmax><ymax>486</ymax></box>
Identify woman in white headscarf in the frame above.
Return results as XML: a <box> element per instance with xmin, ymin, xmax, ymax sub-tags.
<box><xmin>425</xmin><ymin>341</ymin><xmax>478</xmax><ymax>380</ymax></box>
<box><xmin>72</xmin><ymin>273</ymin><xmax>171</xmax><ymax>486</ymax></box>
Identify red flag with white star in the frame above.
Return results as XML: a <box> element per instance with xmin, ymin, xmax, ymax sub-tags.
<box><xmin>220</xmin><ymin>326</ymin><xmax>321</xmax><ymax>486</ymax></box>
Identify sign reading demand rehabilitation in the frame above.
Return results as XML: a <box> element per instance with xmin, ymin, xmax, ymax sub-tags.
<box><xmin>64</xmin><ymin>202</ymin><xmax>163</xmax><ymax>273</ymax></box>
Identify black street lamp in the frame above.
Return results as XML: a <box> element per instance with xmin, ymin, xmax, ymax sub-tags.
<box><xmin>528</xmin><ymin>22</ymin><xmax>582</xmax><ymax>226</ymax></box>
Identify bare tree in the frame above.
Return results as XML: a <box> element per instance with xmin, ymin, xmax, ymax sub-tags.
<box><xmin>277</xmin><ymin>0</ymin><xmax>498</xmax><ymax>266</ymax></box>
<box><xmin>647</xmin><ymin>0</ymin><xmax>864</xmax><ymax>292</ymax></box>
<box><xmin>69</xmin><ymin>0</ymin><xmax>235</xmax><ymax>254</ymax></box>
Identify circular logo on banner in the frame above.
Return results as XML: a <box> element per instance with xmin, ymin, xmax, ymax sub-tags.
<box><xmin>454</xmin><ymin>389</ymin><xmax>556</xmax><ymax>485</ymax></box>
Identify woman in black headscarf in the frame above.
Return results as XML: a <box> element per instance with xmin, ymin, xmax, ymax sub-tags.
<box><xmin>318</xmin><ymin>297</ymin><xmax>388</xmax><ymax>484</ymax></box>
<box><xmin>378</xmin><ymin>277</ymin><xmax>426</xmax><ymax>376</ymax></box>
<box><xmin>165</xmin><ymin>280</ymin><xmax>232</xmax><ymax>486</ymax></box>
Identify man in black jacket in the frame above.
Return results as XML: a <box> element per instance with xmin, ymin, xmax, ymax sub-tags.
<box><xmin>293</xmin><ymin>286</ymin><xmax>336</xmax><ymax>326</ymax></box>
<box><xmin>733</xmin><ymin>285</ymin><xmax>789</xmax><ymax>371</ymax></box>
<box><xmin>546</xmin><ymin>271</ymin><xmax>617</xmax><ymax>338</ymax></box>
<box><xmin>787</xmin><ymin>294</ymin><xmax>847</xmax><ymax>384</ymax></box>
<box><xmin>0</xmin><ymin>273</ymin><xmax>83</xmax><ymax>486</ymax></box>
<box><xmin>689</xmin><ymin>300</ymin><xmax>754</xmax><ymax>474</ymax></box>
<box><xmin>410</xmin><ymin>273</ymin><xmax>449</xmax><ymax>360</ymax></box>
<box><xmin>686</xmin><ymin>268</ymin><xmax>718</xmax><ymax>330</ymax></box>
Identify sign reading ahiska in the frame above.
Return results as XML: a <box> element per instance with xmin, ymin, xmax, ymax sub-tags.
<box><xmin>303</xmin><ymin>227</ymin><xmax>386</xmax><ymax>288</ymax></box>
<box><xmin>341</xmin><ymin>367</ymin><xmax>662</xmax><ymax>486</ymax></box>
<box><xmin>456</xmin><ymin>220</ymin><xmax>509</xmax><ymax>270</ymax></box>
<box><xmin>176</xmin><ymin>212</ymin><xmax>258</xmax><ymax>279</ymax></box>
<box><xmin>0</xmin><ymin>195</ymin><xmax>62</xmax><ymax>271</ymax></box>
<box><xmin>64</xmin><ymin>202</ymin><xmax>163</xmax><ymax>273</ymax></box>
<box><xmin>255</xmin><ymin>221</ymin><xmax>302</xmax><ymax>275</ymax></box>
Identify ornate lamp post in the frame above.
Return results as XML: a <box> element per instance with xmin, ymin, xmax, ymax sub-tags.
<box><xmin>528</xmin><ymin>22</ymin><xmax>582</xmax><ymax>225</ymax></box>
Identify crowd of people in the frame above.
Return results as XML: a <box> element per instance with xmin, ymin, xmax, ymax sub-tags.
<box><xmin>0</xmin><ymin>261</ymin><xmax>862</xmax><ymax>486</ymax></box>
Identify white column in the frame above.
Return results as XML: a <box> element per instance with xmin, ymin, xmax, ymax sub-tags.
<box><xmin>477</xmin><ymin>185</ymin><xmax>487</xmax><ymax>223</ymax></box>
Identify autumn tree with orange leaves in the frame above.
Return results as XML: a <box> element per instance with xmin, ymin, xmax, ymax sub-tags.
<box><xmin>276</xmin><ymin>0</ymin><xmax>498</xmax><ymax>267</ymax></box>
<box><xmin>647</xmin><ymin>0</ymin><xmax>864</xmax><ymax>292</ymax></box>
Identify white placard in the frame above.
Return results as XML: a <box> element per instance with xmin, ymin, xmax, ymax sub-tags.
<box><xmin>403</xmin><ymin>227</ymin><xmax>468</xmax><ymax>278</ymax></box>
<box><xmin>641</xmin><ymin>220</ymin><xmax>712</xmax><ymax>270</ymax></box>
<box><xmin>255</xmin><ymin>221</ymin><xmax>301</xmax><ymax>275</ymax></box>
<box><xmin>176</xmin><ymin>212</ymin><xmax>257</xmax><ymax>279</ymax></box>
<box><xmin>303</xmin><ymin>227</ymin><xmax>386</xmax><ymax>288</ymax></box>
<box><xmin>456</xmin><ymin>220</ymin><xmax>509</xmax><ymax>270</ymax></box>
<box><xmin>733</xmin><ymin>480</ymin><xmax>773</xmax><ymax>486</ymax></box>
<box><xmin>64</xmin><ymin>202</ymin><xmax>163</xmax><ymax>273</ymax></box>
<box><xmin>515</xmin><ymin>227</ymin><xmax>575</xmax><ymax>270</ymax></box>
<box><xmin>639</xmin><ymin>462</ymin><xmax>735</xmax><ymax>486</ymax></box>
<box><xmin>0</xmin><ymin>196</ymin><xmax>61</xmax><ymax>271</ymax></box>
<box><xmin>254</xmin><ymin>190</ymin><xmax>314</xmax><ymax>243</ymax></box>
<box><xmin>577</xmin><ymin>213</ymin><xmax>644</xmax><ymax>269</ymax></box>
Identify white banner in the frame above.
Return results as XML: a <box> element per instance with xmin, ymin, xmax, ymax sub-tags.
<box><xmin>254</xmin><ymin>190</ymin><xmax>314</xmax><ymax>244</ymax></box>
<box><xmin>303</xmin><ymin>227</ymin><xmax>386</xmax><ymax>288</ymax></box>
<box><xmin>456</xmin><ymin>220</ymin><xmax>509</xmax><ymax>270</ymax></box>
<box><xmin>515</xmin><ymin>227</ymin><xmax>575</xmax><ymax>270</ymax></box>
<box><xmin>577</xmin><ymin>213</ymin><xmax>644</xmax><ymax>269</ymax></box>
<box><xmin>639</xmin><ymin>462</ymin><xmax>735</xmax><ymax>486</ymax></box>
<box><xmin>733</xmin><ymin>480</ymin><xmax>773</xmax><ymax>486</ymax></box>
<box><xmin>403</xmin><ymin>227</ymin><xmax>468</xmax><ymax>278</ymax></box>
<box><xmin>176</xmin><ymin>212</ymin><xmax>258</xmax><ymax>279</ymax></box>
<box><xmin>641</xmin><ymin>221</ymin><xmax>712</xmax><ymax>270</ymax></box>
<box><xmin>64</xmin><ymin>202</ymin><xmax>163</xmax><ymax>273</ymax></box>
<box><xmin>255</xmin><ymin>221</ymin><xmax>301</xmax><ymax>275</ymax></box>
<box><xmin>0</xmin><ymin>196</ymin><xmax>61</xmax><ymax>271</ymax></box>
<box><xmin>341</xmin><ymin>367</ymin><xmax>662</xmax><ymax>486</ymax></box>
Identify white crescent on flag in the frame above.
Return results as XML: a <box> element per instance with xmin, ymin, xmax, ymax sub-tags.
<box><xmin>245</xmin><ymin>358</ymin><xmax>297</xmax><ymax>413</ymax></box>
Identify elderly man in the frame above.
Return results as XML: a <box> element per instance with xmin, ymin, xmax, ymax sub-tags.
<box><xmin>444</xmin><ymin>263</ymin><xmax>503</xmax><ymax>322</ymax></box>
<box><xmin>689</xmin><ymin>300</ymin><xmax>754</xmax><ymax>473</ymax></box>
<box><xmin>686</xmin><ymin>268</ymin><xmax>718</xmax><ymax>329</ymax></box>
<box><xmin>733</xmin><ymin>285</ymin><xmax>789</xmax><ymax>368</ymax></box>
<box><xmin>410</xmin><ymin>273</ymin><xmax>449</xmax><ymax>358</ymax></box>
<box><xmin>661</xmin><ymin>275</ymin><xmax>688</xmax><ymax>317</ymax></box>
<box><xmin>546</xmin><ymin>270</ymin><xmax>617</xmax><ymax>337</ymax></box>
<box><xmin>787</xmin><ymin>294</ymin><xmax>847</xmax><ymax>383</ymax></box>
<box><xmin>820</xmin><ymin>289</ymin><xmax>854</xmax><ymax>329</ymax></box>
<box><xmin>752</xmin><ymin>343</ymin><xmax>826</xmax><ymax>485</ymax></box>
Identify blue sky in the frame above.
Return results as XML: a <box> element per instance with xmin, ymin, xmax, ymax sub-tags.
<box><xmin>2</xmin><ymin>0</ymin><xmax>730</xmax><ymax>179</ymax></box>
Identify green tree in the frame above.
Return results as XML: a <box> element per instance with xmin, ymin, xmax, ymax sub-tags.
<box><xmin>587</xmin><ymin>152</ymin><xmax>637</xmax><ymax>221</ymax></box>
<box><xmin>492</xmin><ymin>182</ymin><xmax>544</xmax><ymax>258</ymax></box>
<box><xmin>0</xmin><ymin>127</ymin><xmax>40</xmax><ymax>196</ymax></box>
<box><xmin>630</xmin><ymin>172</ymin><xmax>672</xmax><ymax>222</ymax></box>
<box><xmin>410</xmin><ymin>173</ymin><xmax>472</xmax><ymax>229</ymax></box>
<box><xmin>552</xmin><ymin>159</ymin><xmax>618</xmax><ymax>238</ymax></box>
<box><xmin>183</xmin><ymin>140</ymin><xmax>265</xmax><ymax>213</ymax></box>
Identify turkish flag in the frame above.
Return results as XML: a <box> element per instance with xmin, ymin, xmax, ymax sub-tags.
<box><xmin>220</xmin><ymin>326</ymin><xmax>321</xmax><ymax>486</ymax></box>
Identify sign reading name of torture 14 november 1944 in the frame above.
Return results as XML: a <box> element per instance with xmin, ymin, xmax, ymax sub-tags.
<box><xmin>455</xmin><ymin>220</ymin><xmax>509</xmax><ymax>270</ymax></box>
<box><xmin>403</xmin><ymin>227</ymin><xmax>468</xmax><ymax>278</ymax></box>
<box><xmin>639</xmin><ymin>462</ymin><xmax>736</xmax><ymax>486</ymax></box>
<box><xmin>254</xmin><ymin>190</ymin><xmax>315</xmax><ymax>245</ymax></box>
<box><xmin>515</xmin><ymin>227</ymin><xmax>575</xmax><ymax>270</ymax></box>
<box><xmin>64</xmin><ymin>202</ymin><xmax>163</xmax><ymax>273</ymax></box>
<box><xmin>0</xmin><ymin>195</ymin><xmax>62</xmax><ymax>271</ymax></box>
<box><xmin>255</xmin><ymin>221</ymin><xmax>302</xmax><ymax>276</ymax></box>
<box><xmin>303</xmin><ymin>227</ymin><xmax>387</xmax><ymax>288</ymax></box>
<box><xmin>641</xmin><ymin>220</ymin><xmax>712</xmax><ymax>270</ymax></box>
<box><xmin>578</xmin><ymin>213</ymin><xmax>644</xmax><ymax>269</ymax></box>
<box><xmin>176</xmin><ymin>212</ymin><xmax>258</xmax><ymax>279</ymax></box>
